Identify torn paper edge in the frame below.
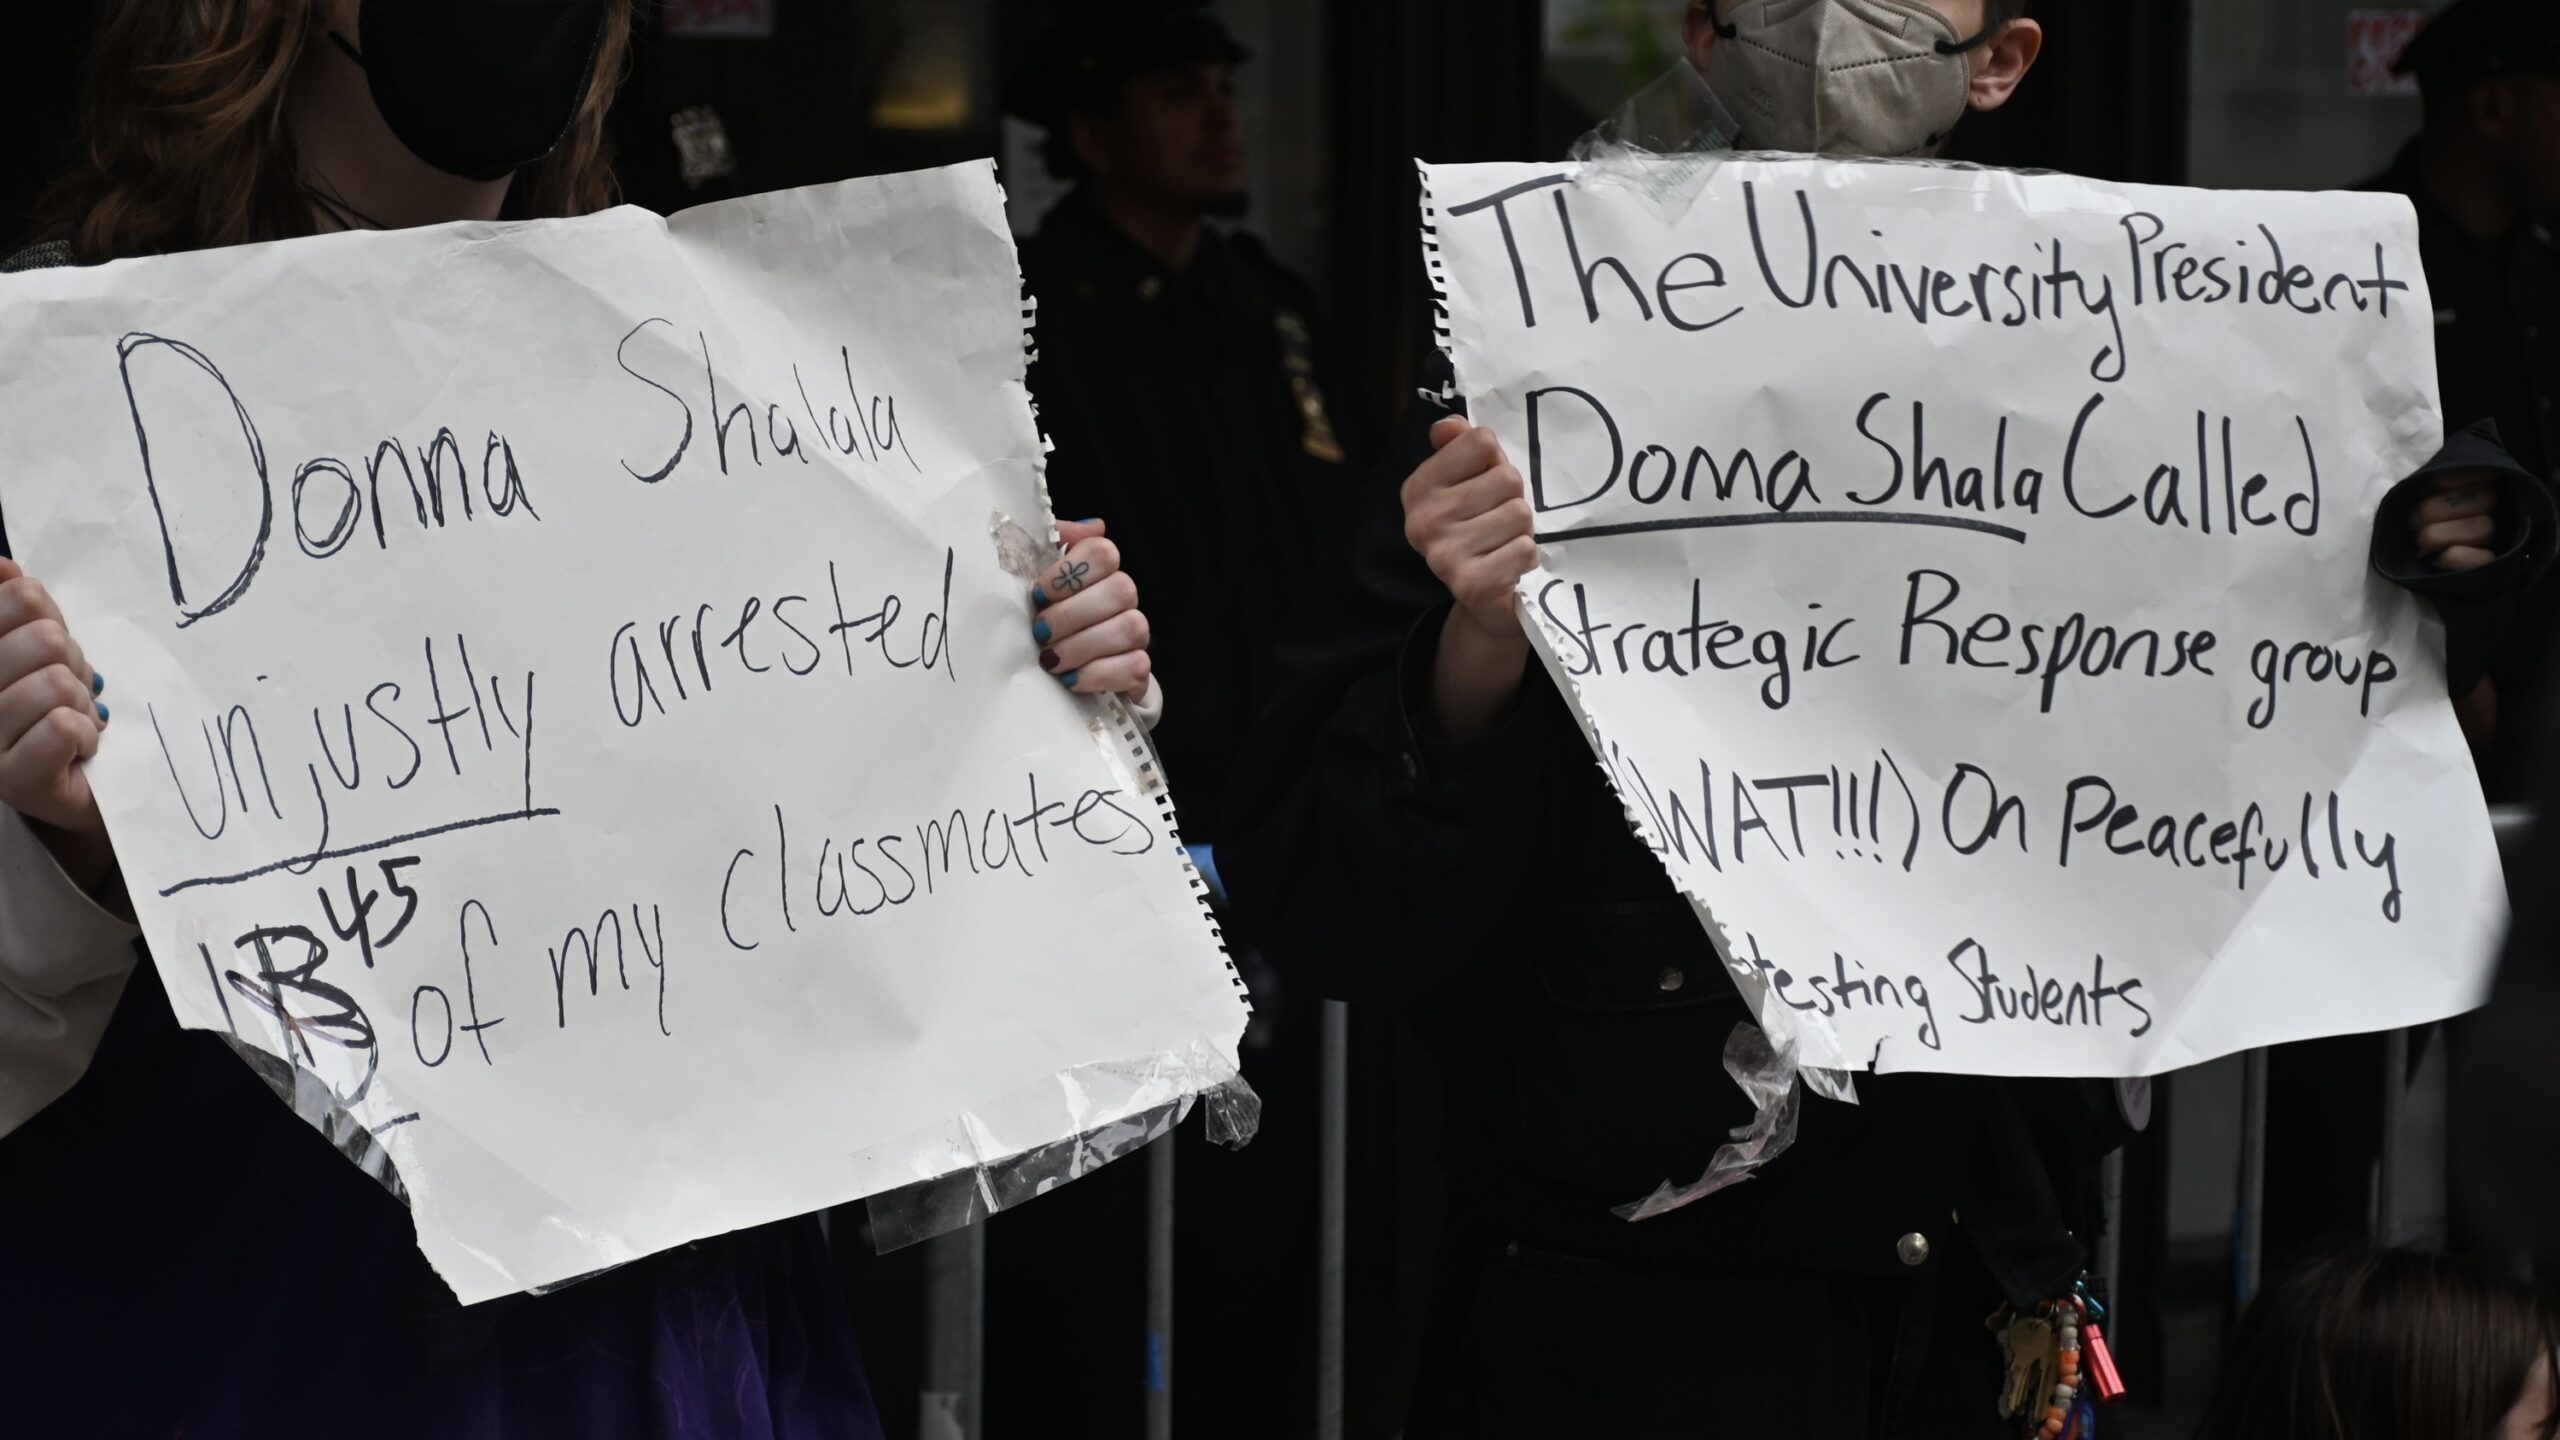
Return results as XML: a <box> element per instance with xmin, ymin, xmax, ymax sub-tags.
<box><xmin>1416</xmin><ymin>158</ymin><xmax>1853</xmax><ymax>1223</ymax></box>
<box><xmin>850</xmin><ymin>214</ymin><xmax>1261</xmax><ymax>1252</ymax></box>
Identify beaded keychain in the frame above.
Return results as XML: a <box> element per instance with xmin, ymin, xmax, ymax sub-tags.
<box><xmin>1995</xmin><ymin>1279</ymin><xmax>2127</xmax><ymax>1439</ymax></box>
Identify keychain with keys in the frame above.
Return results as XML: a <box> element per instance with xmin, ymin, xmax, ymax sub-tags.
<box><xmin>1992</xmin><ymin>1277</ymin><xmax>2129</xmax><ymax>1437</ymax></box>
<box><xmin>1994</xmin><ymin>1310</ymin><xmax>2059</xmax><ymax>1421</ymax></box>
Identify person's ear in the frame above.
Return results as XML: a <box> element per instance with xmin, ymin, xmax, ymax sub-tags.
<box><xmin>2469</xmin><ymin>75</ymin><xmax>2524</xmax><ymax>142</ymax></box>
<box><xmin>1966</xmin><ymin>18</ymin><xmax>2042</xmax><ymax>113</ymax></box>
<box><xmin>1068</xmin><ymin>111</ymin><xmax>1114</xmax><ymax>180</ymax></box>
<box><xmin>1684</xmin><ymin>1</ymin><xmax>1720</xmax><ymax>76</ymax></box>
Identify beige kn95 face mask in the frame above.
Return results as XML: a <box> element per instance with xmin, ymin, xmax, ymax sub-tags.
<box><xmin>1703</xmin><ymin>0</ymin><xmax>1994</xmax><ymax>158</ymax></box>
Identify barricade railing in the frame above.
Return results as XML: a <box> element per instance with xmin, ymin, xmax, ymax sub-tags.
<box><xmin>1147</xmin><ymin>1129</ymin><xmax>1175</xmax><ymax>1440</ymax></box>
<box><xmin>921</xmin><ymin>806</ymin><xmax>2536</xmax><ymax>1435</ymax></box>
<box><xmin>2200</xmin><ymin>802</ymin><xmax>2535</xmax><ymax>1312</ymax></box>
<box><xmin>919</xmin><ymin>1219</ymin><xmax>984</xmax><ymax>1439</ymax></box>
<box><xmin>1317</xmin><ymin>998</ymin><xmax>1349</xmax><ymax>1440</ymax></box>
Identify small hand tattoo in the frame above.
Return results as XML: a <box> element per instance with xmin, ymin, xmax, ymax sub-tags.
<box><xmin>1053</xmin><ymin>558</ymin><xmax>1094</xmax><ymax>596</ymax></box>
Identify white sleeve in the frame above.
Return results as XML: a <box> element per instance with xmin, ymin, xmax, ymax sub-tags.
<box><xmin>1128</xmin><ymin>674</ymin><xmax>1166</xmax><ymax>731</ymax></box>
<box><xmin>0</xmin><ymin>809</ymin><xmax>141</xmax><ymax>1139</ymax></box>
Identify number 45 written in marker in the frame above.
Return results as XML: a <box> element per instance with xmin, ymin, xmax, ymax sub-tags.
<box><xmin>194</xmin><ymin>856</ymin><xmax>425</xmax><ymax>1107</ymax></box>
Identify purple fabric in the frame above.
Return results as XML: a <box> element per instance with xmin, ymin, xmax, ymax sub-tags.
<box><xmin>0</xmin><ymin>960</ymin><xmax>885</xmax><ymax>1440</ymax></box>
<box><xmin>413</xmin><ymin>1220</ymin><xmax>883</xmax><ymax>1440</ymax></box>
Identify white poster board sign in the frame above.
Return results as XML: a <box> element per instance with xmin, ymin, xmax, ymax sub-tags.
<box><xmin>0</xmin><ymin>162</ymin><xmax>1246</xmax><ymax>1302</ymax></box>
<box><xmin>1420</xmin><ymin>157</ymin><xmax>2504</xmax><ymax>1078</ymax></box>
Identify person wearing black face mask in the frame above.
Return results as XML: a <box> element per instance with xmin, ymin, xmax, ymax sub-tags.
<box><xmin>0</xmin><ymin>4</ymin><xmax>892</xmax><ymax>1437</ymax></box>
<box><xmin>327</xmin><ymin>0</ymin><xmax>614</xmax><ymax>186</ymax></box>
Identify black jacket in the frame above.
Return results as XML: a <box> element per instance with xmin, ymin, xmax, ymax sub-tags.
<box><xmin>1221</xmin><ymin>354</ymin><xmax>2540</xmax><ymax>1312</ymax></box>
<box><xmin>2368</xmin><ymin>417</ymin><xmax>2560</xmax><ymax>697</ymax></box>
<box><xmin>1221</xmin><ymin>354</ymin><xmax>2109</xmax><ymax>1309</ymax></box>
<box><xmin>1023</xmin><ymin>193</ymin><xmax>1364</xmax><ymax>842</ymax></box>
<box><xmin>2373</xmin><ymin>145</ymin><xmax>2560</xmax><ymax>794</ymax></box>
<box><xmin>2452</xmin><ymin>666</ymin><xmax>2560</xmax><ymax>1260</ymax></box>
<box><xmin>2376</xmin><ymin>419</ymin><xmax>2560</xmax><ymax>1261</ymax></box>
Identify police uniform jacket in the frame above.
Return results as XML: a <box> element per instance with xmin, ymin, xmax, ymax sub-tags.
<box><xmin>2376</xmin><ymin>144</ymin><xmax>2560</xmax><ymax>794</ymax></box>
<box><xmin>1221</xmin><ymin>353</ymin><xmax>2121</xmax><ymax>1431</ymax></box>
<box><xmin>1023</xmin><ymin>191</ymin><xmax>1358</xmax><ymax>842</ymax></box>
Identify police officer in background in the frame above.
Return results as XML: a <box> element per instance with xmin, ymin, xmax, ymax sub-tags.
<box><xmin>1005</xmin><ymin>0</ymin><xmax>1360</xmax><ymax>846</ymax></box>
<box><xmin>2261</xmin><ymin>0</ymin><xmax>2560</xmax><ymax>1269</ymax></box>
<box><xmin>2398</xmin><ymin>2</ymin><xmax>2560</xmax><ymax>1275</ymax></box>
<box><xmin>981</xmin><ymin>5</ymin><xmax>1362</xmax><ymax>1434</ymax></box>
<box><xmin>2376</xmin><ymin>0</ymin><xmax>2560</xmax><ymax>793</ymax></box>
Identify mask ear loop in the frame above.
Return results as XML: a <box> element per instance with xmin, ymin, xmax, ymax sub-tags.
<box><xmin>328</xmin><ymin>30</ymin><xmax>366</xmax><ymax>67</ymax></box>
<box><xmin>1706</xmin><ymin>0</ymin><xmax>1737</xmax><ymax>40</ymax></box>
<box><xmin>1934</xmin><ymin>24</ymin><xmax>2003</xmax><ymax>56</ymax></box>
<box><xmin>304</xmin><ymin>183</ymin><xmax>387</xmax><ymax>232</ymax></box>
<box><xmin>1925</xmin><ymin>16</ymin><xmax>2004</xmax><ymax>150</ymax></box>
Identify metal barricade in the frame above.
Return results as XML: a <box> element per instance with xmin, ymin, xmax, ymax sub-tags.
<box><xmin>2378</xmin><ymin>1026</ymin><xmax>2410</xmax><ymax>1245</ymax></box>
<box><xmin>919</xmin><ymin>1222</ymin><xmax>985</xmax><ymax>1440</ymax></box>
<box><xmin>1318</xmin><ymin>999</ymin><xmax>1350</xmax><ymax>1440</ymax></box>
<box><xmin>2214</xmin><ymin>803</ymin><xmax>2535</xmax><ymax>1313</ymax></box>
<box><xmin>2237</xmin><ymin>1047</ymin><xmax>2269</xmax><ymax>1305</ymax></box>
<box><xmin>1146</xmin><ymin>1131</ymin><xmax>1176</xmax><ymax>1440</ymax></box>
<box><xmin>2097</xmin><ymin>1149</ymin><xmax>2125</xmax><ymax>1302</ymax></box>
<box><xmin>922</xmin><ymin>809</ymin><xmax>2536</xmax><ymax>1434</ymax></box>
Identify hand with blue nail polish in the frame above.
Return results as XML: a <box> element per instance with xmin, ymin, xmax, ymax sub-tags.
<box><xmin>0</xmin><ymin>555</ymin><xmax>112</xmax><ymax>873</ymax></box>
<box><xmin>1030</xmin><ymin>518</ymin><xmax>1153</xmax><ymax>699</ymax></box>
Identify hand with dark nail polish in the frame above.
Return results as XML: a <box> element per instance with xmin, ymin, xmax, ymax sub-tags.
<box><xmin>1027</xmin><ymin>518</ymin><xmax>1153</xmax><ymax>700</ymax></box>
<box><xmin>0</xmin><ymin>555</ymin><xmax>114</xmax><ymax>878</ymax></box>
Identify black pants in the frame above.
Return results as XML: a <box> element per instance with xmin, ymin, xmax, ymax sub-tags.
<box><xmin>1409</xmin><ymin>1229</ymin><xmax>2013</xmax><ymax>1440</ymax></box>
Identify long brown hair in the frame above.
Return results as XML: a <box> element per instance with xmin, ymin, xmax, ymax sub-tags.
<box><xmin>36</xmin><ymin>0</ymin><xmax>632</xmax><ymax>263</ymax></box>
<box><xmin>2196</xmin><ymin>1247</ymin><xmax>2560</xmax><ymax>1440</ymax></box>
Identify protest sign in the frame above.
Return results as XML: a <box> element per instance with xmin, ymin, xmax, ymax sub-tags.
<box><xmin>0</xmin><ymin>162</ymin><xmax>1247</xmax><ymax>1302</ymax></box>
<box><xmin>1419</xmin><ymin>156</ymin><xmax>2505</xmax><ymax>1078</ymax></box>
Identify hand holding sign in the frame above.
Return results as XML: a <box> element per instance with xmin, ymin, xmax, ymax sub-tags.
<box><xmin>1405</xmin><ymin>418</ymin><xmax>1540</xmax><ymax>638</ymax></box>
<box><xmin>0</xmin><ymin>557</ymin><xmax>112</xmax><ymax>880</ymax></box>
<box><xmin>1404</xmin><ymin>416</ymin><xmax>1541</xmax><ymax>741</ymax></box>
<box><xmin>1033</xmin><ymin>519</ymin><xmax>1154</xmax><ymax>698</ymax></box>
<box><xmin>2411</xmin><ymin>471</ymin><xmax>2502</xmax><ymax>573</ymax></box>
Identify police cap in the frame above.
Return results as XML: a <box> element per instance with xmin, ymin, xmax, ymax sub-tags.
<box><xmin>1003</xmin><ymin>1</ymin><xmax>1253</xmax><ymax>128</ymax></box>
<box><xmin>2396</xmin><ymin>0</ymin><xmax>2560</xmax><ymax>91</ymax></box>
